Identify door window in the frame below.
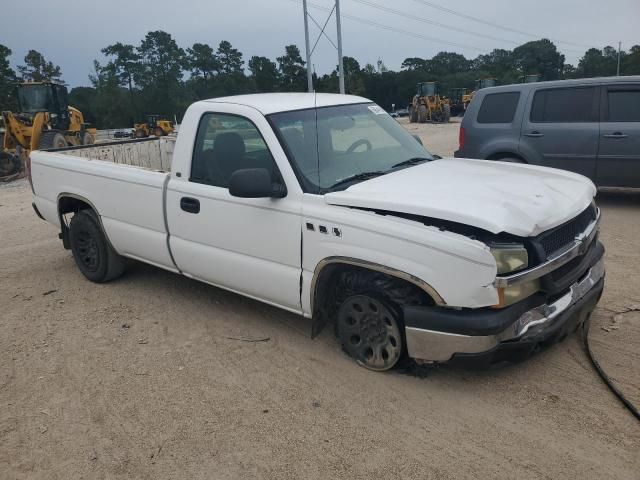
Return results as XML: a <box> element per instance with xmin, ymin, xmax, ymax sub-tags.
<box><xmin>190</xmin><ymin>113</ymin><xmax>281</xmax><ymax>188</ymax></box>
<box><xmin>530</xmin><ymin>87</ymin><xmax>598</xmax><ymax>123</ymax></box>
<box><xmin>606</xmin><ymin>89</ymin><xmax>640</xmax><ymax>122</ymax></box>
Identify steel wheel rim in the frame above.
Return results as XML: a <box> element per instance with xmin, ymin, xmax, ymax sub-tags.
<box><xmin>75</xmin><ymin>230</ymin><xmax>100</xmax><ymax>272</ymax></box>
<box><xmin>338</xmin><ymin>295</ymin><xmax>402</xmax><ymax>371</ymax></box>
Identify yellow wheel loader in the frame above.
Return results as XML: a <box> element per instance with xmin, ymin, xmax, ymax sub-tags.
<box><xmin>1</xmin><ymin>82</ymin><xmax>96</xmax><ymax>178</ymax></box>
<box><xmin>408</xmin><ymin>82</ymin><xmax>450</xmax><ymax>124</ymax></box>
<box><xmin>134</xmin><ymin>115</ymin><xmax>174</xmax><ymax>138</ymax></box>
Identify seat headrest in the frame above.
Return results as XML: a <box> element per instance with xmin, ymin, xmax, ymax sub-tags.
<box><xmin>213</xmin><ymin>132</ymin><xmax>246</xmax><ymax>158</ymax></box>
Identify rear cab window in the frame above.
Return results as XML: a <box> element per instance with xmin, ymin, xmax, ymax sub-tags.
<box><xmin>477</xmin><ymin>92</ymin><xmax>521</xmax><ymax>123</ymax></box>
<box><xmin>530</xmin><ymin>86</ymin><xmax>599</xmax><ymax>123</ymax></box>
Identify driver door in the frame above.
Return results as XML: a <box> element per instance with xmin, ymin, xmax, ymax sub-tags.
<box><xmin>166</xmin><ymin>106</ymin><xmax>303</xmax><ymax>311</ymax></box>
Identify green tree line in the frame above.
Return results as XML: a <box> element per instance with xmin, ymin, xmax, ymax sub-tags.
<box><xmin>1</xmin><ymin>33</ymin><xmax>640</xmax><ymax>128</ymax></box>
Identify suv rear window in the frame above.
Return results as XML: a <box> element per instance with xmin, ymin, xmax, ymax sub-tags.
<box><xmin>607</xmin><ymin>88</ymin><xmax>640</xmax><ymax>122</ymax></box>
<box><xmin>530</xmin><ymin>87</ymin><xmax>597</xmax><ymax>123</ymax></box>
<box><xmin>477</xmin><ymin>92</ymin><xmax>520</xmax><ymax>123</ymax></box>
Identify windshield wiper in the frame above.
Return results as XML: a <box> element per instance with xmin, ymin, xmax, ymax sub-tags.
<box><xmin>328</xmin><ymin>171</ymin><xmax>386</xmax><ymax>190</ymax></box>
<box><xmin>391</xmin><ymin>157</ymin><xmax>432</xmax><ymax>170</ymax></box>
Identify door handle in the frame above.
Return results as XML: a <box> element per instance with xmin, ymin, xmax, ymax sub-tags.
<box><xmin>603</xmin><ymin>132</ymin><xmax>628</xmax><ymax>139</ymax></box>
<box><xmin>525</xmin><ymin>131</ymin><xmax>544</xmax><ymax>137</ymax></box>
<box><xmin>180</xmin><ymin>197</ymin><xmax>200</xmax><ymax>214</ymax></box>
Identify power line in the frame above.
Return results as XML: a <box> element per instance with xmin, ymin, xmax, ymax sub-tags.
<box><xmin>406</xmin><ymin>0</ymin><xmax>594</xmax><ymax>49</ymax></box>
<box><xmin>351</xmin><ymin>0</ymin><xmax>519</xmax><ymax>46</ymax></box>
<box><xmin>288</xmin><ymin>0</ymin><xmax>487</xmax><ymax>53</ymax></box>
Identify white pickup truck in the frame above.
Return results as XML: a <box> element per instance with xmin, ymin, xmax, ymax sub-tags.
<box><xmin>29</xmin><ymin>93</ymin><xmax>605</xmax><ymax>371</ymax></box>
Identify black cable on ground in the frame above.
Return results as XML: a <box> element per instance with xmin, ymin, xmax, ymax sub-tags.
<box><xmin>582</xmin><ymin>316</ymin><xmax>640</xmax><ymax>421</ymax></box>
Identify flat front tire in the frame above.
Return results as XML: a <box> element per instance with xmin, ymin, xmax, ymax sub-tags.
<box><xmin>69</xmin><ymin>210</ymin><xmax>125</xmax><ymax>283</ymax></box>
<box><xmin>337</xmin><ymin>295</ymin><xmax>404</xmax><ymax>371</ymax></box>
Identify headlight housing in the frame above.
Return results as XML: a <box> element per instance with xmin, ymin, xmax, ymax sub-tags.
<box><xmin>491</xmin><ymin>244</ymin><xmax>528</xmax><ymax>274</ymax></box>
<box><xmin>491</xmin><ymin>244</ymin><xmax>538</xmax><ymax>307</ymax></box>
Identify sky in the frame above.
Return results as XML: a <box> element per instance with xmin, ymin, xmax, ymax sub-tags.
<box><xmin>2</xmin><ymin>0</ymin><xmax>638</xmax><ymax>87</ymax></box>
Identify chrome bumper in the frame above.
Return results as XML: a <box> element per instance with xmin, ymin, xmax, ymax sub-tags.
<box><xmin>405</xmin><ymin>258</ymin><xmax>605</xmax><ymax>363</ymax></box>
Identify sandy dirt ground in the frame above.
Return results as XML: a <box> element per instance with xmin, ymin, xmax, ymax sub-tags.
<box><xmin>1</xmin><ymin>121</ymin><xmax>639</xmax><ymax>479</ymax></box>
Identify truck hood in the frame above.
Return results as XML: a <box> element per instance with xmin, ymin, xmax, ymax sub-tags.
<box><xmin>324</xmin><ymin>158</ymin><xmax>596</xmax><ymax>237</ymax></box>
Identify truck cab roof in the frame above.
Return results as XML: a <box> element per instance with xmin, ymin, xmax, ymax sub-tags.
<box><xmin>201</xmin><ymin>92</ymin><xmax>370</xmax><ymax>115</ymax></box>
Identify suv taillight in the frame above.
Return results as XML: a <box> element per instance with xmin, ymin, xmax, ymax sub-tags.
<box><xmin>458</xmin><ymin>126</ymin><xmax>465</xmax><ymax>151</ymax></box>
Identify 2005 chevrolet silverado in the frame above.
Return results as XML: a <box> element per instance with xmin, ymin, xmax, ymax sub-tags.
<box><xmin>29</xmin><ymin>93</ymin><xmax>605</xmax><ymax>371</ymax></box>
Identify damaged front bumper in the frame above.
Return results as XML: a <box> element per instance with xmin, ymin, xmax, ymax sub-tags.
<box><xmin>403</xmin><ymin>256</ymin><xmax>605</xmax><ymax>367</ymax></box>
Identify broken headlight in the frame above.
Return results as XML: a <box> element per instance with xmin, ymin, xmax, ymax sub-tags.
<box><xmin>490</xmin><ymin>244</ymin><xmax>528</xmax><ymax>275</ymax></box>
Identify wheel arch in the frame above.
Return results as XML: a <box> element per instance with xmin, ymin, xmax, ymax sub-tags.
<box><xmin>309</xmin><ymin>257</ymin><xmax>445</xmax><ymax>337</ymax></box>
<box><xmin>485</xmin><ymin>151</ymin><xmax>527</xmax><ymax>162</ymax></box>
<box><xmin>57</xmin><ymin>193</ymin><xmax>108</xmax><ymax>250</ymax></box>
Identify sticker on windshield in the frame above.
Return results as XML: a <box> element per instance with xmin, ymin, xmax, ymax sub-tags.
<box><xmin>368</xmin><ymin>105</ymin><xmax>386</xmax><ymax>115</ymax></box>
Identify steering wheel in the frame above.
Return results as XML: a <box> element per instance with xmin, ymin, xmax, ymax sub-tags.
<box><xmin>346</xmin><ymin>139</ymin><xmax>372</xmax><ymax>154</ymax></box>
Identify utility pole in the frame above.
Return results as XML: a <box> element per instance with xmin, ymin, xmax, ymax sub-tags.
<box><xmin>617</xmin><ymin>41</ymin><xmax>621</xmax><ymax>76</ymax></box>
<box><xmin>302</xmin><ymin>0</ymin><xmax>314</xmax><ymax>92</ymax></box>
<box><xmin>335</xmin><ymin>0</ymin><xmax>345</xmax><ymax>94</ymax></box>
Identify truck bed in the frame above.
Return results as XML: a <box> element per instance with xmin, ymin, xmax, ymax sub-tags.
<box><xmin>44</xmin><ymin>136</ymin><xmax>176</xmax><ymax>172</ymax></box>
<box><xmin>31</xmin><ymin>136</ymin><xmax>177</xmax><ymax>272</ymax></box>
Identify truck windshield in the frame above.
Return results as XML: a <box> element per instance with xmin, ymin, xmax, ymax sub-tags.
<box><xmin>17</xmin><ymin>85</ymin><xmax>54</xmax><ymax>113</ymax></box>
<box><xmin>269</xmin><ymin>103</ymin><xmax>434</xmax><ymax>193</ymax></box>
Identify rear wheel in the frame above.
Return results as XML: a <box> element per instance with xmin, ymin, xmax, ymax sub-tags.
<box><xmin>153</xmin><ymin>127</ymin><xmax>165</xmax><ymax>137</ymax></box>
<box><xmin>337</xmin><ymin>294</ymin><xmax>404</xmax><ymax>371</ymax></box>
<box><xmin>38</xmin><ymin>131</ymin><xmax>67</xmax><ymax>149</ymax></box>
<box><xmin>69</xmin><ymin>210</ymin><xmax>126</xmax><ymax>283</ymax></box>
<box><xmin>409</xmin><ymin>105</ymin><xmax>418</xmax><ymax>123</ymax></box>
<box><xmin>418</xmin><ymin>105</ymin><xmax>428</xmax><ymax>123</ymax></box>
<box><xmin>135</xmin><ymin>128</ymin><xmax>147</xmax><ymax>138</ymax></box>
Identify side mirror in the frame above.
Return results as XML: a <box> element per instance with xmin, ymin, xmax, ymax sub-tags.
<box><xmin>229</xmin><ymin>168</ymin><xmax>286</xmax><ymax>198</ymax></box>
<box><xmin>412</xmin><ymin>134</ymin><xmax>423</xmax><ymax>145</ymax></box>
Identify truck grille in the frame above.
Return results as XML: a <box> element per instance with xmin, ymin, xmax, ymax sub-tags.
<box><xmin>538</xmin><ymin>204</ymin><xmax>597</xmax><ymax>259</ymax></box>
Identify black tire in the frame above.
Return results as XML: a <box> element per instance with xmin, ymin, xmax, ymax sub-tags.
<box><xmin>69</xmin><ymin>210</ymin><xmax>125</xmax><ymax>283</ymax></box>
<box><xmin>38</xmin><ymin>131</ymin><xmax>68</xmax><ymax>150</ymax></box>
<box><xmin>0</xmin><ymin>151</ymin><xmax>21</xmax><ymax>177</ymax></box>
<box><xmin>418</xmin><ymin>104</ymin><xmax>428</xmax><ymax>123</ymax></box>
<box><xmin>81</xmin><ymin>131</ymin><xmax>95</xmax><ymax>145</ymax></box>
<box><xmin>409</xmin><ymin>105</ymin><xmax>418</xmax><ymax>123</ymax></box>
<box><xmin>135</xmin><ymin>128</ymin><xmax>147</xmax><ymax>138</ymax></box>
<box><xmin>443</xmin><ymin>104</ymin><xmax>451</xmax><ymax>123</ymax></box>
<box><xmin>153</xmin><ymin>127</ymin><xmax>165</xmax><ymax>137</ymax></box>
<box><xmin>337</xmin><ymin>294</ymin><xmax>405</xmax><ymax>371</ymax></box>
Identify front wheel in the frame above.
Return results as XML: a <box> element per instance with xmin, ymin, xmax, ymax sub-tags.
<box><xmin>337</xmin><ymin>295</ymin><xmax>404</xmax><ymax>371</ymax></box>
<box><xmin>443</xmin><ymin>104</ymin><xmax>451</xmax><ymax>123</ymax></box>
<box><xmin>81</xmin><ymin>131</ymin><xmax>95</xmax><ymax>145</ymax></box>
<box><xmin>38</xmin><ymin>131</ymin><xmax>68</xmax><ymax>149</ymax></box>
<box><xmin>69</xmin><ymin>210</ymin><xmax>126</xmax><ymax>283</ymax></box>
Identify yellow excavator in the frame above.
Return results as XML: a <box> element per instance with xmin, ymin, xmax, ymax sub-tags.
<box><xmin>134</xmin><ymin>115</ymin><xmax>174</xmax><ymax>138</ymax></box>
<box><xmin>408</xmin><ymin>82</ymin><xmax>450</xmax><ymax>124</ymax></box>
<box><xmin>1</xmin><ymin>81</ymin><xmax>96</xmax><ymax>178</ymax></box>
